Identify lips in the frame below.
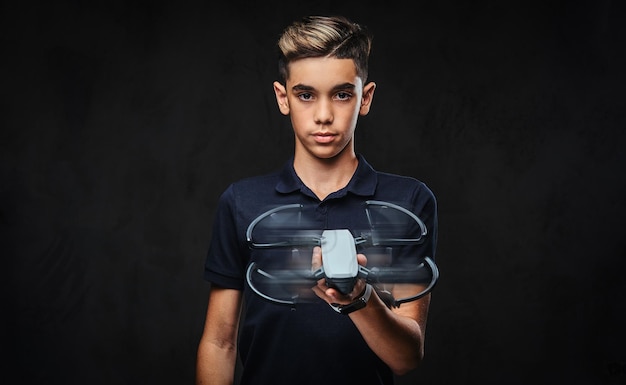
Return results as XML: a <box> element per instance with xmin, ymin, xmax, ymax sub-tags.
<box><xmin>312</xmin><ymin>132</ymin><xmax>336</xmax><ymax>144</ymax></box>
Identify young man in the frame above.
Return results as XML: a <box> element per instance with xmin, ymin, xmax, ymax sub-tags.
<box><xmin>196</xmin><ymin>15</ymin><xmax>438</xmax><ymax>385</ymax></box>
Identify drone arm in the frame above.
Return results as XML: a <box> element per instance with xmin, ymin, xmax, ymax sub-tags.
<box><xmin>312</xmin><ymin>267</ymin><xmax>325</xmax><ymax>281</ymax></box>
<box><xmin>364</xmin><ymin>257</ymin><xmax>439</xmax><ymax>307</ymax></box>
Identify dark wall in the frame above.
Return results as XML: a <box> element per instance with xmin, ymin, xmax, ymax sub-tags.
<box><xmin>2</xmin><ymin>1</ymin><xmax>625</xmax><ymax>384</ymax></box>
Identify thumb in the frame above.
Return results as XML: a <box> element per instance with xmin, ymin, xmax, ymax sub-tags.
<box><xmin>311</xmin><ymin>246</ymin><xmax>323</xmax><ymax>271</ymax></box>
<box><xmin>357</xmin><ymin>253</ymin><xmax>368</xmax><ymax>267</ymax></box>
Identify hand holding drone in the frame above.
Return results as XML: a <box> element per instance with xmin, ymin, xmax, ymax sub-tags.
<box><xmin>245</xmin><ymin>200</ymin><xmax>439</xmax><ymax>310</ymax></box>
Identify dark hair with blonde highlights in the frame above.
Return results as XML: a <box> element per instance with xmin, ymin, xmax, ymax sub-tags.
<box><xmin>276</xmin><ymin>15</ymin><xmax>373</xmax><ymax>83</ymax></box>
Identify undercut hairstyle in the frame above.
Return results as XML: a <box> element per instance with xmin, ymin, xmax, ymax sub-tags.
<box><xmin>276</xmin><ymin>15</ymin><xmax>373</xmax><ymax>84</ymax></box>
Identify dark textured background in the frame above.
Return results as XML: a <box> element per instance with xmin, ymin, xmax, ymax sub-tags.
<box><xmin>2</xmin><ymin>1</ymin><xmax>625</xmax><ymax>384</ymax></box>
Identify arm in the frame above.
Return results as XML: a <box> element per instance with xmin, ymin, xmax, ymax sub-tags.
<box><xmin>196</xmin><ymin>286</ymin><xmax>243</xmax><ymax>385</ymax></box>
<box><xmin>349</xmin><ymin>284</ymin><xmax>430</xmax><ymax>375</ymax></box>
<box><xmin>311</xmin><ymin>246</ymin><xmax>430</xmax><ymax>376</ymax></box>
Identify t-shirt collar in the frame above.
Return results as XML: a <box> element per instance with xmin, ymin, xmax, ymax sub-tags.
<box><xmin>275</xmin><ymin>154</ymin><xmax>378</xmax><ymax>197</ymax></box>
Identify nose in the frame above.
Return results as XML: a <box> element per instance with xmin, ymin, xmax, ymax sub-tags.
<box><xmin>314</xmin><ymin>98</ymin><xmax>333</xmax><ymax>125</ymax></box>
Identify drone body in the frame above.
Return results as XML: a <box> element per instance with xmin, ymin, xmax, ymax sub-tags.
<box><xmin>319</xmin><ymin>229</ymin><xmax>360</xmax><ymax>295</ymax></box>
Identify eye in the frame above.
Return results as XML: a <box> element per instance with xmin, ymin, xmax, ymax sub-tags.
<box><xmin>297</xmin><ymin>92</ymin><xmax>314</xmax><ymax>101</ymax></box>
<box><xmin>335</xmin><ymin>91</ymin><xmax>352</xmax><ymax>101</ymax></box>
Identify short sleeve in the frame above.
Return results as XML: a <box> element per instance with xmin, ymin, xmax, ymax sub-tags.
<box><xmin>203</xmin><ymin>184</ymin><xmax>248</xmax><ymax>290</ymax></box>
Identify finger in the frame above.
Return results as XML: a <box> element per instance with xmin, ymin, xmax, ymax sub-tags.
<box><xmin>357</xmin><ymin>253</ymin><xmax>367</xmax><ymax>267</ymax></box>
<box><xmin>312</xmin><ymin>282</ymin><xmax>337</xmax><ymax>304</ymax></box>
<box><xmin>311</xmin><ymin>284</ymin><xmax>327</xmax><ymax>299</ymax></box>
<box><xmin>327</xmin><ymin>282</ymin><xmax>363</xmax><ymax>303</ymax></box>
<box><xmin>314</xmin><ymin>281</ymin><xmax>364</xmax><ymax>305</ymax></box>
<box><xmin>311</xmin><ymin>246</ymin><xmax>322</xmax><ymax>271</ymax></box>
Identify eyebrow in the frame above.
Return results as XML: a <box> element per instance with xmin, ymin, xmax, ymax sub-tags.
<box><xmin>291</xmin><ymin>82</ymin><xmax>356</xmax><ymax>92</ymax></box>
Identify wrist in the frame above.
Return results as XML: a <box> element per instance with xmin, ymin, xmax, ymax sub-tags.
<box><xmin>330</xmin><ymin>284</ymin><xmax>373</xmax><ymax>315</ymax></box>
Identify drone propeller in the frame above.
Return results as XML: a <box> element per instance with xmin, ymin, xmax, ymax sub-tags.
<box><xmin>245</xmin><ymin>201</ymin><xmax>439</xmax><ymax>308</ymax></box>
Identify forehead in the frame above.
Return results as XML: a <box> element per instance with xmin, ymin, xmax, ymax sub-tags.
<box><xmin>286</xmin><ymin>57</ymin><xmax>362</xmax><ymax>89</ymax></box>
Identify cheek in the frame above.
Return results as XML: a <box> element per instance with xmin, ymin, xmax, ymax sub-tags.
<box><xmin>290</xmin><ymin>113</ymin><xmax>305</xmax><ymax>128</ymax></box>
<box><xmin>339</xmin><ymin>110</ymin><xmax>360</xmax><ymax>131</ymax></box>
<box><xmin>290</xmin><ymin>117</ymin><xmax>308</xmax><ymax>141</ymax></box>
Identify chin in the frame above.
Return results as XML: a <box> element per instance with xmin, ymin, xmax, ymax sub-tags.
<box><xmin>302</xmin><ymin>143</ymin><xmax>352</xmax><ymax>160</ymax></box>
<box><xmin>313</xmin><ymin>149</ymin><xmax>342</xmax><ymax>160</ymax></box>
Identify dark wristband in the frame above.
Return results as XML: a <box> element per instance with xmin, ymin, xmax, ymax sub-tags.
<box><xmin>331</xmin><ymin>284</ymin><xmax>373</xmax><ymax>315</ymax></box>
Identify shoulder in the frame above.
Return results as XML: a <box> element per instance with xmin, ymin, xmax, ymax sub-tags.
<box><xmin>219</xmin><ymin>170</ymin><xmax>282</xmax><ymax>201</ymax></box>
<box><xmin>376</xmin><ymin>170</ymin><xmax>436</xmax><ymax>201</ymax></box>
<box><xmin>357</xmin><ymin>155</ymin><xmax>436</xmax><ymax>206</ymax></box>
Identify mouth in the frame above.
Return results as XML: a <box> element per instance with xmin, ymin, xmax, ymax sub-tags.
<box><xmin>312</xmin><ymin>132</ymin><xmax>336</xmax><ymax>144</ymax></box>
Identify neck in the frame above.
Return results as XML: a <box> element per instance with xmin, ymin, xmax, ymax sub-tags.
<box><xmin>293</xmin><ymin>150</ymin><xmax>358</xmax><ymax>201</ymax></box>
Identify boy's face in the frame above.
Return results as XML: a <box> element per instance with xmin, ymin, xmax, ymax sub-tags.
<box><xmin>273</xmin><ymin>57</ymin><xmax>375</xmax><ymax>161</ymax></box>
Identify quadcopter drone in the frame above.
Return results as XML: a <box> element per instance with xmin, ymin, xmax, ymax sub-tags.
<box><xmin>245</xmin><ymin>200</ymin><xmax>439</xmax><ymax>309</ymax></box>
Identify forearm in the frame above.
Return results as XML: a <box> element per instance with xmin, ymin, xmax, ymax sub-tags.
<box><xmin>196</xmin><ymin>287</ymin><xmax>242</xmax><ymax>385</ymax></box>
<box><xmin>196</xmin><ymin>338</ymin><xmax>237</xmax><ymax>385</ymax></box>
<box><xmin>349</xmin><ymin>291</ymin><xmax>429</xmax><ymax>375</ymax></box>
<box><xmin>310</xmin><ymin>247</ymin><xmax>430</xmax><ymax>374</ymax></box>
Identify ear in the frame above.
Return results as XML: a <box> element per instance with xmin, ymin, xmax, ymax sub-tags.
<box><xmin>273</xmin><ymin>81</ymin><xmax>290</xmax><ymax>115</ymax></box>
<box><xmin>359</xmin><ymin>81</ymin><xmax>376</xmax><ymax>116</ymax></box>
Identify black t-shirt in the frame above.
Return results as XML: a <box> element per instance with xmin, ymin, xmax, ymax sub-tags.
<box><xmin>204</xmin><ymin>154</ymin><xmax>438</xmax><ymax>385</ymax></box>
